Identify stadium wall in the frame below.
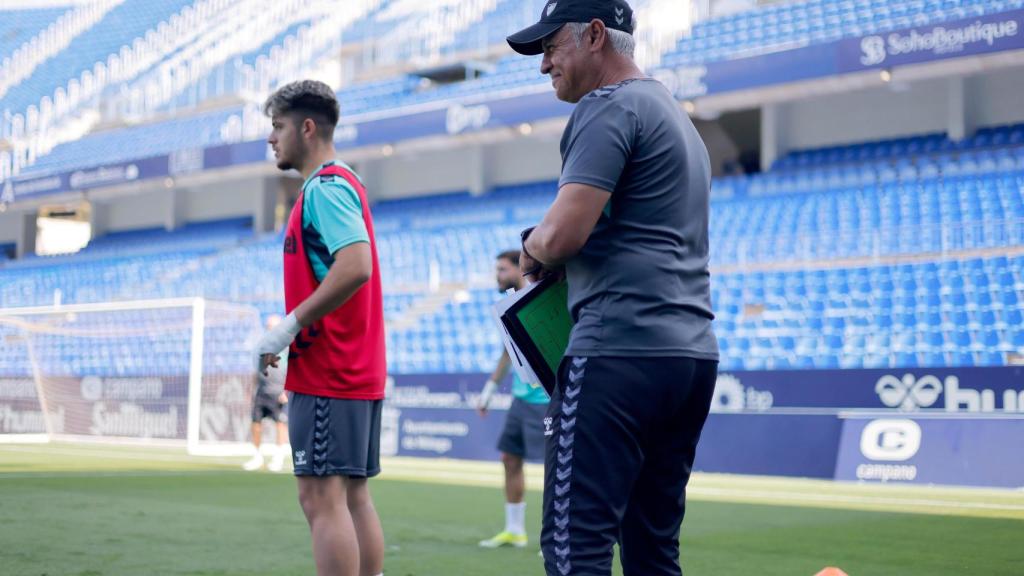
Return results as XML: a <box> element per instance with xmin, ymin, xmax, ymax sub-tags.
<box><xmin>361</xmin><ymin>148</ymin><xmax>486</xmax><ymax>200</ymax></box>
<box><xmin>179</xmin><ymin>177</ymin><xmax>278</xmax><ymax>229</ymax></box>
<box><xmin>103</xmin><ymin>191</ymin><xmax>174</xmax><ymax>232</ymax></box>
<box><xmin>485</xmin><ymin>134</ymin><xmax>566</xmax><ymax>188</ymax></box>
<box><xmin>0</xmin><ymin>212</ymin><xmax>20</xmax><ymax>244</ymax></box>
<box><xmin>182</xmin><ymin>184</ymin><xmax>252</xmax><ymax>224</ymax></box>
<box><xmin>378</xmin><ymin>368</ymin><xmax>1024</xmax><ymax>488</ymax></box>
<box><xmin>357</xmin><ymin>133</ymin><xmax>564</xmax><ymax>201</ymax></box>
<box><xmin>92</xmin><ymin>175</ymin><xmax>281</xmax><ymax>235</ymax></box>
<box><xmin>0</xmin><ymin>211</ymin><xmax>35</xmax><ymax>257</ymax></box>
<box><xmin>777</xmin><ymin>68</ymin><xmax>1024</xmax><ymax>151</ymax></box>
<box><xmin>780</xmin><ymin>78</ymin><xmax>951</xmax><ymax>150</ymax></box>
<box><xmin>968</xmin><ymin>70</ymin><xmax>1024</xmax><ymax>128</ymax></box>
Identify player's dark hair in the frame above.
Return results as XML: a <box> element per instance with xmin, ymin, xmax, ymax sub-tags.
<box><xmin>263</xmin><ymin>80</ymin><xmax>339</xmax><ymax>142</ymax></box>
<box><xmin>497</xmin><ymin>250</ymin><xmax>520</xmax><ymax>266</ymax></box>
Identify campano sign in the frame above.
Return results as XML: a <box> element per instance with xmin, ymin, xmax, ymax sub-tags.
<box><xmin>833</xmin><ymin>418</ymin><xmax>924</xmax><ymax>483</ymax></box>
<box><xmin>859</xmin><ymin>419</ymin><xmax>922</xmax><ymax>462</ymax></box>
<box><xmin>835</xmin><ymin>414</ymin><xmax>1024</xmax><ymax>488</ymax></box>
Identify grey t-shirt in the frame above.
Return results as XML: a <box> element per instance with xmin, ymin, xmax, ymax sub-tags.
<box><xmin>559</xmin><ymin>78</ymin><xmax>718</xmax><ymax>360</ymax></box>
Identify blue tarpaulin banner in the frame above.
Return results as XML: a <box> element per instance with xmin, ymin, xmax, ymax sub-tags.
<box><xmin>654</xmin><ymin>9</ymin><xmax>1024</xmax><ymax>99</ymax></box>
<box><xmin>838</xmin><ymin>10</ymin><xmax>1024</xmax><ymax>72</ymax></box>
<box><xmin>710</xmin><ymin>367</ymin><xmax>1024</xmax><ymax>413</ymax></box>
<box><xmin>834</xmin><ymin>415</ymin><xmax>1024</xmax><ymax>488</ymax></box>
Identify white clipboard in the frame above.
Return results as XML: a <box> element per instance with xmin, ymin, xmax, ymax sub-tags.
<box><xmin>491</xmin><ymin>284</ymin><xmax>543</xmax><ymax>388</ymax></box>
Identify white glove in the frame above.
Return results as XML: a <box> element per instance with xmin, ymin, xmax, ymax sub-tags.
<box><xmin>256</xmin><ymin>312</ymin><xmax>302</xmax><ymax>360</ymax></box>
<box><xmin>478</xmin><ymin>380</ymin><xmax>498</xmax><ymax>410</ymax></box>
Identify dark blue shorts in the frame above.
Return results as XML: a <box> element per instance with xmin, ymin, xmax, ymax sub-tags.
<box><xmin>288</xmin><ymin>393</ymin><xmax>382</xmax><ymax>478</ymax></box>
<box><xmin>540</xmin><ymin>356</ymin><xmax>717</xmax><ymax>576</ymax></box>
<box><xmin>497</xmin><ymin>397</ymin><xmax>549</xmax><ymax>461</ymax></box>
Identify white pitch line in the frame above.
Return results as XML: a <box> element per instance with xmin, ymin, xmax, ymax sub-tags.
<box><xmin>0</xmin><ymin>470</ymin><xmax>238</xmax><ymax>480</ymax></box>
<box><xmin>688</xmin><ymin>486</ymin><xmax>1024</xmax><ymax>512</ymax></box>
<box><xmin>379</xmin><ymin>465</ymin><xmax>1024</xmax><ymax>515</ymax></box>
<box><xmin>0</xmin><ymin>445</ymin><xmax>238</xmax><ymax>465</ymax></box>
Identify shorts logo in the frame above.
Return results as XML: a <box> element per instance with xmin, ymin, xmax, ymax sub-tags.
<box><xmin>294</xmin><ymin>450</ymin><xmax>307</xmax><ymax>466</ymax></box>
<box><xmin>544</xmin><ymin>417</ymin><xmax>554</xmax><ymax>437</ymax></box>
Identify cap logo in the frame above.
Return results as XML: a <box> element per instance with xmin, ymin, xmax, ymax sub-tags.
<box><xmin>615</xmin><ymin>6</ymin><xmax>624</xmax><ymax>25</ymax></box>
<box><xmin>546</xmin><ymin>2</ymin><xmax>557</xmax><ymax>17</ymax></box>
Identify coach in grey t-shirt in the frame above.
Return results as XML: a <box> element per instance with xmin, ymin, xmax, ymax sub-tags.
<box><xmin>558</xmin><ymin>77</ymin><xmax>717</xmax><ymax>360</ymax></box>
<box><xmin>510</xmin><ymin>1</ymin><xmax>719</xmax><ymax>575</ymax></box>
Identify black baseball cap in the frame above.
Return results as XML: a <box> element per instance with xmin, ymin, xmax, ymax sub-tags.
<box><xmin>507</xmin><ymin>0</ymin><xmax>635</xmax><ymax>56</ymax></box>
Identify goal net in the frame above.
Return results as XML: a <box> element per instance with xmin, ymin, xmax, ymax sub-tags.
<box><xmin>0</xmin><ymin>298</ymin><xmax>264</xmax><ymax>455</ymax></box>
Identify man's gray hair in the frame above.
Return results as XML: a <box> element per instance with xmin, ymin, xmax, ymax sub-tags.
<box><xmin>566</xmin><ymin>17</ymin><xmax>637</xmax><ymax>59</ymax></box>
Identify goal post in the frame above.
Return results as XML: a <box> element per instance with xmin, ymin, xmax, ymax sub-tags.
<box><xmin>0</xmin><ymin>298</ymin><xmax>266</xmax><ymax>455</ymax></box>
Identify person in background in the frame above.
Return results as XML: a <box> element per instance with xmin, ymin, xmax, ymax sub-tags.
<box><xmin>244</xmin><ymin>314</ymin><xmax>290</xmax><ymax>472</ymax></box>
<box><xmin>477</xmin><ymin>250</ymin><xmax>550</xmax><ymax>550</ymax></box>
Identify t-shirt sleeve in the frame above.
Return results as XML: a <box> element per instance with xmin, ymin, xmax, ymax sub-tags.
<box><xmin>306</xmin><ymin>179</ymin><xmax>370</xmax><ymax>255</ymax></box>
<box><xmin>558</xmin><ymin>97</ymin><xmax>638</xmax><ymax>193</ymax></box>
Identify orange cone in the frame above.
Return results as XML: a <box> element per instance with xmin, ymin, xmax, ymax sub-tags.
<box><xmin>814</xmin><ymin>569</ymin><xmax>849</xmax><ymax>576</ymax></box>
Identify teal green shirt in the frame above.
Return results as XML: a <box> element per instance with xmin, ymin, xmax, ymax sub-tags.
<box><xmin>512</xmin><ymin>373</ymin><xmax>550</xmax><ymax>404</ymax></box>
<box><xmin>301</xmin><ymin>160</ymin><xmax>370</xmax><ymax>282</ymax></box>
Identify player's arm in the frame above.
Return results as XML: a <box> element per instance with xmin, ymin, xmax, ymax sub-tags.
<box><xmin>257</xmin><ymin>244</ymin><xmax>371</xmax><ymax>373</ymax></box>
<box><xmin>522</xmin><ymin>98</ymin><xmax>632</xmax><ymax>278</ymax></box>
<box><xmin>293</xmin><ymin>243</ymin><xmax>372</xmax><ymax>326</ymax></box>
<box><xmin>523</xmin><ymin>182</ymin><xmax>610</xmax><ymax>269</ymax></box>
<box><xmin>491</xmin><ymin>350</ymin><xmax>513</xmax><ymax>383</ymax></box>
<box><xmin>478</xmin><ymin>350</ymin><xmax>513</xmax><ymax>415</ymax></box>
<box><xmin>257</xmin><ymin>179</ymin><xmax>370</xmax><ymax>373</ymax></box>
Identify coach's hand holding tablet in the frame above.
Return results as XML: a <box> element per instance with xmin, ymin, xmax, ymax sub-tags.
<box><xmin>519</xmin><ymin>226</ymin><xmax>564</xmax><ymax>283</ymax></box>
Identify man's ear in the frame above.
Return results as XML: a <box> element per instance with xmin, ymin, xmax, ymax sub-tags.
<box><xmin>588</xmin><ymin>18</ymin><xmax>606</xmax><ymax>52</ymax></box>
<box><xmin>302</xmin><ymin>118</ymin><xmax>318</xmax><ymax>140</ymax></box>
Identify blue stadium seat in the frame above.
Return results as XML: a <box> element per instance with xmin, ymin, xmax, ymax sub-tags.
<box><xmin>5</xmin><ymin>113</ymin><xmax>1024</xmax><ymax>374</ymax></box>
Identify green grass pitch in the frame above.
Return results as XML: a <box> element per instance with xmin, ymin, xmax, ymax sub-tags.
<box><xmin>1</xmin><ymin>443</ymin><xmax>1022</xmax><ymax>575</ymax></box>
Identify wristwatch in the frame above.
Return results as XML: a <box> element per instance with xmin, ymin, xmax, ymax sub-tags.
<box><xmin>520</xmin><ymin>226</ymin><xmax>542</xmax><ymax>277</ymax></box>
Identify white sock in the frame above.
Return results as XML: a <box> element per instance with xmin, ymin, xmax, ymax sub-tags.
<box><xmin>505</xmin><ymin>502</ymin><xmax>526</xmax><ymax>536</ymax></box>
